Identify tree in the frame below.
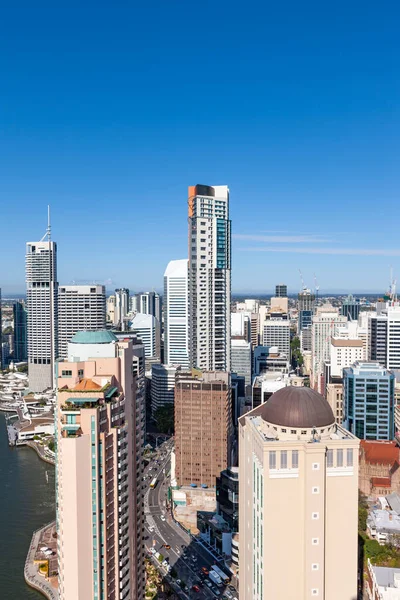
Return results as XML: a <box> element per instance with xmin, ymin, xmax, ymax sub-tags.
<box><xmin>154</xmin><ymin>404</ymin><xmax>174</xmax><ymax>434</ymax></box>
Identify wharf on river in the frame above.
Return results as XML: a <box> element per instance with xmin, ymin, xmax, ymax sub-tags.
<box><xmin>25</xmin><ymin>521</ymin><xmax>58</xmax><ymax>600</ymax></box>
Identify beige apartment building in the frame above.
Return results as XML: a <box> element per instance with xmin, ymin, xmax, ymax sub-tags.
<box><xmin>239</xmin><ymin>386</ymin><xmax>359</xmax><ymax>600</ymax></box>
<box><xmin>174</xmin><ymin>370</ymin><xmax>232</xmax><ymax>487</ymax></box>
<box><xmin>57</xmin><ymin>330</ymin><xmax>145</xmax><ymax>600</ymax></box>
<box><xmin>326</xmin><ymin>382</ymin><xmax>344</xmax><ymax>423</ymax></box>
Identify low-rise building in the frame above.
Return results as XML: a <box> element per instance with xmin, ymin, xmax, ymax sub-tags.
<box><xmin>359</xmin><ymin>440</ymin><xmax>400</xmax><ymax>496</ymax></box>
<box><xmin>366</xmin><ymin>561</ymin><xmax>400</xmax><ymax>599</ymax></box>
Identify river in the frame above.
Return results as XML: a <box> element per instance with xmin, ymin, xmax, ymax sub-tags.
<box><xmin>0</xmin><ymin>415</ymin><xmax>56</xmax><ymax>599</ymax></box>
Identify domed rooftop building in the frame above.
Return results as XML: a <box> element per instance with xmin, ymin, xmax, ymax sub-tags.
<box><xmin>248</xmin><ymin>386</ymin><xmax>336</xmax><ymax>442</ymax></box>
<box><xmin>239</xmin><ymin>385</ymin><xmax>360</xmax><ymax>600</ymax></box>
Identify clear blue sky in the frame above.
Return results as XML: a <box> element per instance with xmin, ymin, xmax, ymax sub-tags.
<box><xmin>1</xmin><ymin>0</ymin><xmax>399</xmax><ymax>295</ymax></box>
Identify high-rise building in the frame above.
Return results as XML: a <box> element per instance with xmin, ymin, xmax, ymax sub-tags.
<box><xmin>386</xmin><ymin>306</ymin><xmax>400</xmax><ymax>371</ymax></box>
<box><xmin>26</xmin><ymin>223</ymin><xmax>58</xmax><ymax>392</ymax></box>
<box><xmin>57</xmin><ymin>330</ymin><xmax>144</xmax><ymax>600</ymax></box>
<box><xmin>13</xmin><ymin>300</ymin><xmax>27</xmax><ymax>362</ymax></box>
<box><xmin>368</xmin><ymin>313</ymin><xmax>387</xmax><ymax>364</ymax></box>
<box><xmin>174</xmin><ymin>370</ymin><xmax>232</xmax><ymax>487</ymax></box>
<box><xmin>131</xmin><ymin>313</ymin><xmax>161</xmax><ymax>362</ymax></box>
<box><xmin>0</xmin><ymin>287</ymin><xmax>2</xmax><ymax>369</ymax></box>
<box><xmin>275</xmin><ymin>283</ymin><xmax>287</xmax><ymax>298</ymax></box>
<box><xmin>132</xmin><ymin>292</ymin><xmax>162</xmax><ymax>323</ymax></box>
<box><xmin>106</xmin><ymin>294</ymin><xmax>116</xmax><ymax>325</ymax></box>
<box><xmin>311</xmin><ymin>305</ymin><xmax>347</xmax><ymax>393</ymax></box>
<box><xmin>298</xmin><ymin>289</ymin><xmax>316</xmax><ymax>344</ymax></box>
<box><xmin>231</xmin><ymin>339</ymin><xmax>252</xmax><ymax>386</ymax></box>
<box><xmin>58</xmin><ymin>285</ymin><xmax>106</xmax><ymax>358</ymax></box>
<box><xmin>188</xmin><ymin>184</ymin><xmax>231</xmax><ymax>372</ymax></box>
<box><xmin>150</xmin><ymin>363</ymin><xmax>177</xmax><ymax>415</ymax></box>
<box><xmin>343</xmin><ymin>361</ymin><xmax>395</xmax><ymax>440</ymax></box>
<box><xmin>330</xmin><ymin>337</ymin><xmax>364</xmax><ymax>378</ymax></box>
<box><xmin>341</xmin><ymin>294</ymin><xmax>360</xmax><ymax>321</ymax></box>
<box><xmin>163</xmin><ymin>260</ymin><xmax>189</xmax><ymax>367</ymax></box>
<box><xmin>239</xmin><ymin>387</ymin><xmax>359</xmax><ymax>600</ymax></box>
<box><xmin>216</xmin><ymin>466</ymin><xmax>239</xmax><ymax>532</ymax></box>
<box><xmin>262</xmin><ymin>319</ymin><xmax>291</xmax><ymax>358</ymax></box>
<box><xmin>115</xmin><ymin>288</ymin><xmax>130</xmax><ymax>328</ymax></box>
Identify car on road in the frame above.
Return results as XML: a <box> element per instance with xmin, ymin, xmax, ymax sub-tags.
<box><xmin>228</xmin><ymin>586</ymin><xmax>236</xmax><ymax>592</ymax></box>
<box><xmin>225</xmin><ymin>592</ymin><xmax>233</xmax><ymax>599</ymax></box>
<box><xmin>162</xmin><ymin>544</ymin><xmax>171</xmax><ymax>549</ymax></box>
<box><xmin>202</xmin><ymin>567</ymin><xmax>209</xmax><ymax>574</ymax></box>
<box><xmin>148</xmin><ymin>526</ymin><xmax>154</xmax><ymax>532</ymax></box>
<box><xmin>211</xmin><ymin>587</ymin><xmax>221</xmax><ymax>596</ymax></box>
<box><xmin>192</xmin><ymin>585</ymin><xmax>200</xmax><ymax>592</ymax></box>
<box><xmin>205</xmin><ymin>581</ymin><xmax>212</xmax><ymax>588</ymax></box>
<box><xmin>160</xmin><ymin>515</ymin><xmax>166</xmax><ymax>521</ymax></box>
<box><xmin>148</xmin><ymin>547</ymin><xmax>156</xmax><ymax>555</ymax></box>
<box><xmin>176</xmin><ymin>579</ymin><xmax>182</xmax><ymax>586</ymax></box>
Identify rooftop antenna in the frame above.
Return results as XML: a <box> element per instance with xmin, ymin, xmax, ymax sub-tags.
<box><xmin>40</xmin><ymin>205</ymin><xmax>51</xmax><ymax>242</ymax></box>
<box><xmin>314</xmin><ymin>273</ymin><xmax>320</xmax><ymax>304</ymax></box>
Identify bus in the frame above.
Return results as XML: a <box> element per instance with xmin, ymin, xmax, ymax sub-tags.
<box><xmin>211</xmin><ymin>565</ymin><xmax>230</xmax><ymax>585</ymax></box>
<box><xmin>149</xmin><ymin>477</ymin><xmax>158</xmax><ymax>489</ymax></box>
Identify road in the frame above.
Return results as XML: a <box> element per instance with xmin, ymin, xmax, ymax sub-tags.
<box><xmin>143</xmin><ymin>438</ymin><xmax>238</xmax><ymax>600</ymax></box>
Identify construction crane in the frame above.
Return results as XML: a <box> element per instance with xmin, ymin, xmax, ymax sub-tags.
<box><xmin>298</xmin><ymin>269</ymin><xmax>306</xmax><ymax>291</ymax></box>
<box><xmin>314</xmin><ymin>273</ymin><xmax>320</xmax><ymax>304</ymax></box>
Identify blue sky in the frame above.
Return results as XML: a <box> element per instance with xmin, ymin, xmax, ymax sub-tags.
<box><xmin>1</xmin><ymin>0</ymin><xmax>399</xmax><ymax>294</ymax></box>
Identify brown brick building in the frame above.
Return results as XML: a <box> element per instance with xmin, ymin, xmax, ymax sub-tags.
<box><xmin>359</xmin><ymin>440</ymin><xmax>400</xmax><ymax>496</ymax></box>
<box><xmin>174</xmin><ymin>370</ymin><xmax>232</xmax><ymax>487</ymax></box>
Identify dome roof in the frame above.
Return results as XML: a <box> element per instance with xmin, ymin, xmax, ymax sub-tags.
<box><xmin>258</xmin><ymin>387</ymin><xmax>335</xmax><ymax>429</ymax></box>
<box><xmin>70</xmin><ymin>330</ymin><xmax>118</xmax><ymax>344</ymax></box>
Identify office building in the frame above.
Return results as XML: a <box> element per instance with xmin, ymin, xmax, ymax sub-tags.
<box><xmin>326</xmin><ymin>382</ymin><xmax>344</xmax><ymax>424</ymax></box>
<box><xmin>174</xmin><ymin>370</ymin><xmax>232</xmax><ymax>487</ymax></box>
<box><xmin>13</xmin><ymin>300</ymin><xmax>27</xmax><ymax>362</ymax></box>
<box><xmin>231</xmin><ymin>312</ymin><xmax>250</xmax><ymax>340</ymax></box>
<box><xmin>231</xmin><ymin>339</ymin><xmax>252</xmax><ymax>387</ymax></box>
<box><xmin>131</xmin><ymin>313</ymin><xmax>160</xmax><ymax>363</ymax></box>
<box><xmin>115</xmin><ymin>288</ymin><xmax>130</xmax><ymax>328</ymax></box>
<box><xmin>387</xmin><ymin>306</ymin><xmax>400</xmax><ymax>371</ymax></box>
<box><xmin>106</xmin><ymin>295</ymin><xmax>116</xmax><ymax>325</ymax></box>
<box><xmin>0</xmin><ymin>288</ymin><xmax>2</xmax><ymax>369</ymax></box>
<box><xmin>275</xmin><ymin>283</ymin><xmax>287</xmax><ymax>298</ymax></box>
<box><xmin>270</xmin><ymin>296</ymin><xmax>289</xmax><ymax>313</ymax></box>
<box><xmin>132</xmin><ymin>292</ymin><xmax>162</xmax><ymax>323</ymax></box>
<box><xmin>330</xmin><ymin>337</ymin><xmax>364</xmax><ymax>378</ymax></box>
<box><xmin>150</xmin><ymin>363</ymin><xmax>177</xmax><ymax>415</ymax></box>
<box><xmin>26</xmin><ymin>225</ymin><xmax>58</xmax><ymax>392</ymax></box>
<box><xmin>369</xmin><ymin>313</ymin><xmax>387</xmax><ymax>364</ymax></box>
<box><xmin>57</xmin><ymin>331</ymin><xmax>144</xmax><ymax>600</ymax></box>
<box><xmin>163</xmin><ymin>260</ymin><xmax>189</xmax><ymax>368</ymax></box>
<box><xmin>262</xmin><ymin>319</ymin><xmax>291</xmax><ymax>358</ymax></box>
<box><xmin>237</xmin><ymin>299</ymin><xmax>259</xmax><ymax>313</ymax></box>
<box><xmin>311</xmin><ymin>305</ymin><xmax>347</xmax><ymax>393</ymax></box>
<box><xmin>58</xmin><ymin>285</ymin><xmax>106</xmax><ymax>358</ymax></box>
<box><xmin>188</xmin><ymin>184</ymin><xmax>231</xmax><ymax>372</ymax></box>
<box><xmin>216</xmin><ymin>466</ymin><xmax>239</xmax><ymax>532</ymax></box>
<box><xmin>344</xmin><ymin>361</ymin><xmax>395</xmax><ymax>440</ymax></box>
<box><xmin>341</xmin><ymin>294</ymin><xmax>360</xmax><ymax>321</ymax></box>
<box><xmin>239</xmin><ymin>387</ymin><xmax>359</xmax><ymax>600</ymax></box>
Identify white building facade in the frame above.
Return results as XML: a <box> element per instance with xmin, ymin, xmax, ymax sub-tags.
<box><xmin>262</xmin><ymin>319</ymin><xmax>291</xmax><ymax>358</ymax></box>
<box><xmin>150</xmin><ymin>363</ymin><xmax>177</xmax><ymax>415</ymax></box>
<box><xmin>131</xmin><ymin>313</ymin><xmax>160</xmax><ymax>361</ymax></box>
<box><xmin>188</xmin><ymin>184</ymin><xmax>231</xmax><ymax>372</ymax></box>
<box><xmin>163</xmin><ymin>259</ymin><xmax>189</xmax><ymax>368</ymax></box>
<box><xmin>58</xmin><ymin>285</ymin><xmax>106</xmax><ymax>358</ymax></box>
<box><xmin>26</xmin><ymin>238</ymin><xmax>58</xmax><ymax>392</ymax></box>
<box><xmin>311</xmin><ymin>306</ymin><xmax>347</xmax><ymax>393</ymax></box>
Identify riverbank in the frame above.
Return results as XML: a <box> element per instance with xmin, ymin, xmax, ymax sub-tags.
<box><xmin>0</xmin><ymin>415</ymin><xmax>56</xmax><ymax>599</ymax></box>
<box><xmin>24</xmin><ymin>522</ymin><xmax>58</xmax><ymax>600</ymax></box>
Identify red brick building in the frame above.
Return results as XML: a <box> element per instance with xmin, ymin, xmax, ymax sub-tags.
<box><xmin>359</xmin><ymin>440</ymin><xmax>400</xmax><ymax>496</ymax></box>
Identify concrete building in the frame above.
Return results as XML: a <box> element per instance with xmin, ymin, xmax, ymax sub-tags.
<box><xmin>131</xmin><ymin>313</ymin><xmax>161</xmax><ymax>362</ymax></box>
<box><xmin>326</xmin><ymin>382</ymin><xmax>343</xmax><ymax>424</ymax></box>
<box><xmin>237</xmin><ymin>299</ymin><xmax>259</xmax><ymax>313</ymax></box>
<box><xmin>13</xmin><ymin>300</ymin><xmax>27</xmax><ymax>362</ymax></box>
<box><xmin>26</xmin><ymin>230</ymin><xmax>58</xmax><ymax>392</ymax></box>
<box><xmin>231</xmin><ymin>312</ymin><xmax>250</xmax><ymax>340</ymax></box>
<box><xmin>216</xmin><ymin>466</ymin><xmax>239</xmax><ymax>532</ymax></box>
<box><xmin>151</xmin><ymin>363</ymin><xmax>177</xmax><ymax>415</ymax></box>
<box><xmin>115</xmin><ymin>288</ymin><xmax>130</xmax><ymax>327</ymax></box>
<box><xmin>262</xmin><ymin>318</ymin><xmax>291</xmax><ymax>358</ymax></box>
<box><xmin>270</xmin><ymin>296</ymin><xmax>289</xmax><ymax>313</ymax></box>
<box><xmin>231</xmin><ymin>339</ymin><xmax>252</xmax><ymax>387</ymax></box>
<box><xmin>369</xmin><ymin>313</ymin><xmax>388</xmax><ymax>364</ymax></box>
<box><xmin>359</xmin><ymin>440</ymin><xmax>400</xmax><ymax>497</ymax></box>
<box><xmin>132</xmin><ymin>292</ymin><xmax>162</xmax><ymax>323</ymax></box>
<box><xmin>56</xmin><ymin>330</ymin><xmax>144</xmax><ymax>600</ymax></box>
<box><xmin>106</xmin><ymin>294</ymin><xmax>116</xmax><ymax>325</ymax></box>
<box><xmin>163</xmin><ymin>259</ymin><xmax>189</xmax><ymax>368</ymax></box>
<box><xmin>275</xmin><ymin>283</ymin><xmax>287</xmax><ymax>298</ymax></box>
<box><xmin>311</xmin><ymin>305</ymin><xmax>347</xmax><ymax>393</ymax></box>
<box><xmin>341</xmin><ymin>294</ymin><xmax>360</xmax><ymax>322</ymax></box>
<box><xmin>174</xmin><ymin>370</ymin><xmax>232</xmax><ymax>487</ymax></box>
<box><xmin>387</xmin><ymin>306</ymin><xmax>400</xmax><ymax>371</ymax></box>
<box><xmin>58</xmin><ymin>285</ymin><xmax>106</xmax><ymax>358</ymax></box>
<box><xmin>188</xmin><ymin>184</ymin><xmax>231</xmax><ymax>372</ymax></box>
<box><xmin>330</xmin><ymin>337</ymin><xmax>364</xmax><ymax>378</ymax></box>
<box><xmin>344</xmin><ymin>361</ymin><xmax>395</xmax><ymax>440</ymax></box>
<box><xmin>367</xmin><ymin>561</ymin><xmax>400</xmax><ymax>600</ymax></box>
<box><xmin>239</xmin><ymin>387</ymin><xmax>359</xmax><ymax>600</ymax></box>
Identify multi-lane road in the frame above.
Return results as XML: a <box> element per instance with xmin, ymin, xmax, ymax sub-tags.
<box><xmin>143</xmin><ymin>438</ymin><xmax>238</xmax><ymax>600</ymax></box>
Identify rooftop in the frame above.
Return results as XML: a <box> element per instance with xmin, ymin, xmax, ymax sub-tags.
<box><xmin>360</xmin><ymin>440</ymin><xmax>399</xmax><ymax>466</ymax></box>
<box><xmin>251</xmin><ymin>386</ymin><xmax>335</xmax><ymax>429</ymax></box>
<box><xmin>70</xmin><ymin>330</ymin><xmax>118</xmax><ymax>344</ymax></box>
